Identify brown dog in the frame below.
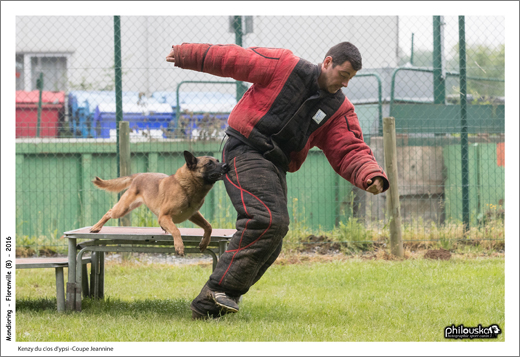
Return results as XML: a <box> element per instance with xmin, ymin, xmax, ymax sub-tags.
<box><xmin>90</xmin><ymin>151</ymin><xmax>229</xmax><ymax>256</ymax></box>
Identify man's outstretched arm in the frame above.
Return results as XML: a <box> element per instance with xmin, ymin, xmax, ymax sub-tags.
<box><xmin>165</xmin><ymin>43</ymin><xmax>295</xmax><ymax>86</ymax></box>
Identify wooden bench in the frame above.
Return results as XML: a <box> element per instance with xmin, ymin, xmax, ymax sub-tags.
<box><xmin>16</xmin><ymin>257</ymin><xmax>92</xmax><ymax>312</ymax></box>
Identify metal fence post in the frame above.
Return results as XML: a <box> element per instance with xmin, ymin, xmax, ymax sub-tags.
<box><xmin>383</xmin><ymin>117</ymin><xmax>404</xmax><ymax>257</ymax></box>
<box><xmin>114</xmin><ymin>15</ymin><xmax>123</xmax><ymax>179</ymax></box>
<box><xmin>459</xmin><ymin>16</ymin><xmax>470</xmax><ymax>232</ymax></box>
<box><xmin>410</xmin><ymin>33</ymin><xmax>415</xmax><ymax>66</ymax></box>
<box><xmin>233</xmin><ymin>16</ymin><xmax>247</xmax><ymax>101</ymax></box>
<box><xmin>433</xmin><ymin>16</ymin><xmax>446</xmax><ymax>104</ymax></box>
<box><xmin>36</xmin><ymin>72</ymin><xmax>43</xmax><ymax>137</ymax></box>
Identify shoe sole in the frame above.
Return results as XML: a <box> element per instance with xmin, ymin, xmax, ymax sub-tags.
<box><xmin>214</xmin><ymin>302</ymin><xmax>239</xmax><ymax>313</ymax></box>
<box><xmin>211</xmin><ymin>294</ymin><xmax>239</xmax><ymax>313</ymax></box>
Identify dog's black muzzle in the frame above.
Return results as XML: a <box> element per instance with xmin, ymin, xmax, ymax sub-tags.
<box><xmin>222</xmin><ymin>163</ymin><xmax>230</xmax><ymax>174</ymax></box>
<box><xmin>207</xmin><ymin>163</ymin><xmax>230</xmax><ymax>183</ymax></box>
<box><xmin>216</xmin><ymin>163</ymin><xmax>230</xmax><ymax>181</ymax></box>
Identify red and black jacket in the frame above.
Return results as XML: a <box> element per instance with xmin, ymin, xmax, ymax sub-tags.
<box><xmin>172</xmin><ymin>43</ymin><xmax>389</xmax><ymax>192</ymax></box>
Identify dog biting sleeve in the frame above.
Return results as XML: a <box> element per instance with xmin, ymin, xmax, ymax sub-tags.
<box><xmin>173</xmin><ymin>43</ymin><xmax>291</xmax><ymax>85</ymax></box>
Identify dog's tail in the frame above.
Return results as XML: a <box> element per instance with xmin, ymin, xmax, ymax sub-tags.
<box><xmin>92</xmin><ymin>174</ymin><xmax>137</xmax><ymax>192</ymax></box>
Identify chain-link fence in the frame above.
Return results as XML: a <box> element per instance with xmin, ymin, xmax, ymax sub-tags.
<box><xmin>14</xmin><ymin>15</ymin><xmax>505</xmax><ymax>256</ymax></box>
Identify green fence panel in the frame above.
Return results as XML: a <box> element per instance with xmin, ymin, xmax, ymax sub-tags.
<box><xmin>287</xmin><ymin>151</ymin><xmax>354</xmax><ymax>231</ymax></box>
<box><xmin>19</xmin><ymin>140</ymin><xmax>505</xmax><ymax>237</ymax></box>
<box><xmin>88</xmin><ymin>153</ymin><xmax>119</xmax><ymax>229</ymax></box>
<box><xmin>443</xmin><ymin>143</ymin><xmax>505</xmax><ymax>224</ymax></box>
<box><xmin>392</xmin><ymin>104</ymin><xmax>505</xmax><ymax>134</ymax></box>
<box><xmin>16</xmin><ymin>153</ymin><xmax>82</xmax><ymax>241</ymax></box>
<box><xmin>475</xmin><ymin>143</ymin><xmax>505</xmax><ymax>220</ymax></box>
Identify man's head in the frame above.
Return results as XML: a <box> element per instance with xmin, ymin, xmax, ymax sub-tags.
<box><xmin>318</xmin><ymin>42</ymin><xmax>362</xmax><ymax>94</ymax></box>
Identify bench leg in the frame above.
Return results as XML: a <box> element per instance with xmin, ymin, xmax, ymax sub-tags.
<box><xmin>203</xmin><ymin>249</ymin><xmax>218</xmax><ymax>272</ymax></box>
<box><xmin>66</xmin><ymin>238</ymin><xmax>77</xmax><ymax>311</ymax></box>
<box><xmin>90</xmin><ymin>252</ymin><xmax>98</xmax><ymax>299</ymax></box>
<box><xmin>82</xmin><ymin>262</ymin><xmax>90</xmax><ymax>298</ymax></box>
<box><xmin>55</xmin><ymin>267</ymin><xmax>65</xmax><ymax>312</ymax></box>
<box><xmin>88</xmin><ymin>252</ymin><xmax>105</xmax><ymax>299</ymax></box>
<box><xmin>66</xmin><ymin>282</ymin><xmax>75</xmax><ymax>311</ymax></box>
<box><xmin>98</xmin><ymin>252</ymin><xmax>104</xmax><ymax>299</ymax></box>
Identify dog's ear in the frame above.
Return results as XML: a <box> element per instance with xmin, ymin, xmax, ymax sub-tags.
<box><xmin>184</xmin><ymin>151</ymin><xmax>198</xmax><ymax>170</ymax></box>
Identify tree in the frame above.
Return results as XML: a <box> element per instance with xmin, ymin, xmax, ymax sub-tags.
<box><xmin>448</xmin><ymin>43</ymin><xmax>505</xmax><ymax>98</ymax></box>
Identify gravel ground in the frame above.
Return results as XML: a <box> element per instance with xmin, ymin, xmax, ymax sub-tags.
<box><xmin>104</xmin><ymin>252</ymin><xmax>214</xmax><ymax>265</ymax></box>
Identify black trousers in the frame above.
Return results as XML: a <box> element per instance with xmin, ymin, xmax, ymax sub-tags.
<box><xmin>191</xmin><ymin>137</ymin><xmax>290</xmax><ymax>312</ymax></box>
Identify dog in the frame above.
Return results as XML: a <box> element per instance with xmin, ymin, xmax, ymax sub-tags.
<box><xmin>90</xmin><ymin>151</ymin><xmax>229</xmax><ymax>256</ymax></box>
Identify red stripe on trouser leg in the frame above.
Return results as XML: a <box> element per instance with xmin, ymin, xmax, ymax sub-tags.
<box><xmin>224</xmin><ymin>173</ymin><xmax>273</xmax><ymax>250</ymax></box>
<box><xmin>218</xmin><ymin>218</ymin><xmax>250</xmax><ymax>285</ymax></box>
<box><xmin>218</xmin><ymin>160</ymin><xmax>273</xmax><ymax>285</ymax></box>
<box><xmin>218</xmin><ymin>164</ymin><xmax>273</xmax><ymax>285</ymax></box>
<box><xmin>233</xmin><ymin>157</ymin><xmax>249</xmax><ymax>217</ymax></box>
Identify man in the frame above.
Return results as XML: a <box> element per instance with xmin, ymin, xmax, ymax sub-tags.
<box><xmin>166</xmin><ymin>42</ymin><xmax>389</xmax><ymax>319</ymax></box>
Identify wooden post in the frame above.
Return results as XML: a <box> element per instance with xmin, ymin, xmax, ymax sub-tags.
<box><xmin>119</xmin><ymin>121</ymin><xmax>131</xmax><ymax>227</ymax></box>
<box><xmin>383</xmin><ymin>117</ymin><xmax>404</xmax><ymax>257</ymax></box>
<box><xmin>119</xmin><ymin>121</ymin><xmax>131</xmax><ymax>262</ymax></box>
<box><xmin>81</xmin><ymin>154</ymin><xmax>92</xmax><ymax>227</ymax></box>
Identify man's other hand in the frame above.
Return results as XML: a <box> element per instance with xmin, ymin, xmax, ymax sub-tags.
<box><xmin>366</xmin><ymin>177</ymin><xmax>384</xmax><ymax>195</ymax></box>
<box><xmin>166</xmin><ymin>47</ymin><xmax>175</xmax><ymax>63</ymax></box>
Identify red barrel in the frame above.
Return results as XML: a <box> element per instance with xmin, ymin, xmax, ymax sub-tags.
<box><xmin>16</xmin><ymin>90</ymin><xmax>65</xmax><ymax>138</ymax></box>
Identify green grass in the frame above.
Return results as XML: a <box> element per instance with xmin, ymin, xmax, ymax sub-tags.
<box><xmin>15</xmin><ymin>256</ymin><xmax>505</xmax><ymax>342</ymax></box>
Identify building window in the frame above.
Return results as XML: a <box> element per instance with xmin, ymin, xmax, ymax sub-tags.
<box><xmin>17</xmin><ymin>53</ymin><xmax>70</xmax><ymax>91</ymax></box>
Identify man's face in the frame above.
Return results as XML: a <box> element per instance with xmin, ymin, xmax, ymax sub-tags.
<box><xmin>318</xmin><ymin>56</ymin><xmax>357</xmax><ymax>94</ymax></box>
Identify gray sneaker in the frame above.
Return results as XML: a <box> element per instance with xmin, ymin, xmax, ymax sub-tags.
<box><xmin>210</xmin><ymin>291</ymin><xmax>239</xmax><ymax>313</ymax></box>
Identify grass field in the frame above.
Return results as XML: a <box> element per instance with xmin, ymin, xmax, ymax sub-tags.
<box><xmin>15</xmin><ymin>253</ymin><xmax>505</xmax><ymax>343</ymax></box>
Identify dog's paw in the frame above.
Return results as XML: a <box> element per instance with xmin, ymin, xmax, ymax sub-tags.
<box><xmin>175</xmin><ymin>247</ymin><xmax>185</xmax><ymax>256</ymax></box>
<box><xmin>90</xmin><ymin>227</ymin><xmax>100</xmax><ymax>233</ymax></box>
<box><xmin>199</xmin><ymin>241</ymin><xmax>209</xmax><ymax>252</ymax></box>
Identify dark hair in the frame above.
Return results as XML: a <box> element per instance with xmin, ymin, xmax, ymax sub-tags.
<box><xmin>325</xmin><ymin>42</ymin><xmax>362</xmax><ymax>71</ymax></box>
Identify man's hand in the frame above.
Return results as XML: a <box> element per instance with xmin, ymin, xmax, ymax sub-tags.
<box><xmin>166</xmin><ymin>47</ymin><xmax>175</xmax><ymax>63</ymax></box>
<box><xmin>366</xmin><ymin>176</ymin><xmax>384</xmax><ymax>195</ymax></box>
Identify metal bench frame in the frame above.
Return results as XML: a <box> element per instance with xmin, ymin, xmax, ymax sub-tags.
<box><xmin>63</xmin><ymin>226</ymin><xmax>235</xmax><ymax>311</ymax></box>
<box><xmin>16</xmin><ymin>257</ymin><xmax>92</xmax><ymax>312</ymax></box>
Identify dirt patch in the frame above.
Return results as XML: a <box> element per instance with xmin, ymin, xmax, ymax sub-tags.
<box><xmin>360</xmin><ymin>249</ymin><xmax>410</xmax><ymax>261</ymax></box>
<box><xmin>297</xmin><ymin>234</ymin><xmax>381</xmax><ymax>255</ymax></box>
<box><xmin>275</xmin><ymin>253</ymin><xmax>349</xmax><ymax>266</ymax></box>
<box><xmin>16</xmin><ymin>247</ymin><xmax>36</xmax><ymax>257</ymax></box>
<box><xmin>424</xmin><ymin>248</ymin><xmax>452</xmax><ymax>260</ymax></box>
<box><xmin>298</xmin><ymin>235</ymin><xmax>342</xmax><ymax>255</ymax></box>
<box><xmin>38</xmin><ymin>248</ymin><xmax>58</xmax><ymax>256</ymax></box>
<box><xmin>16</xmin><ymin>247</ymin><xmax>58</xmax><ymax>258</ymax></box>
